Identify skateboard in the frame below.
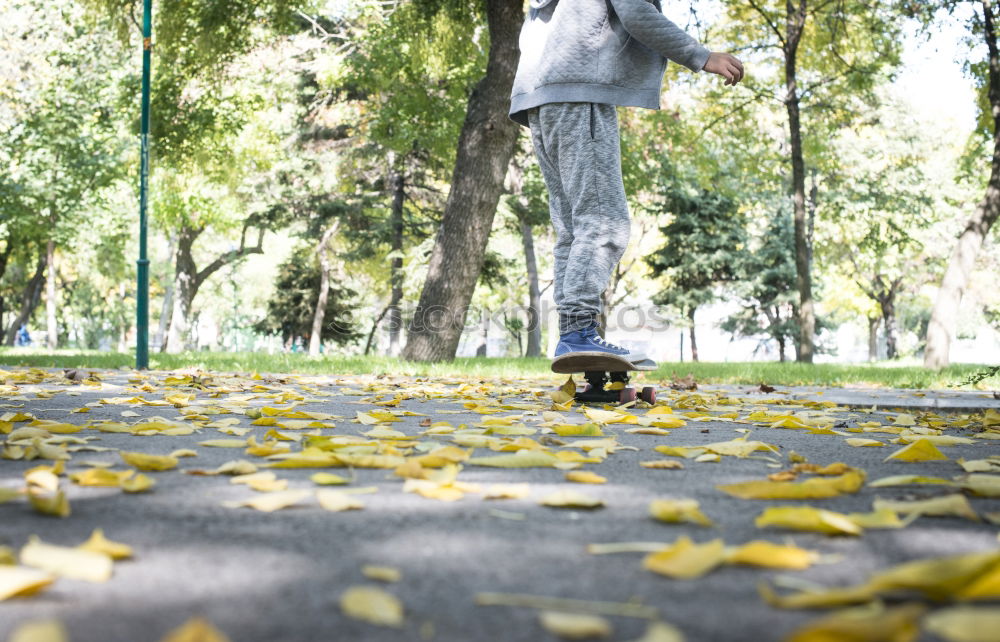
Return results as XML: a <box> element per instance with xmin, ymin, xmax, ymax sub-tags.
<box><xmin>551</xmin><ymin>352</ymin><xmax>657</xmax><ymax>404</ymax></box>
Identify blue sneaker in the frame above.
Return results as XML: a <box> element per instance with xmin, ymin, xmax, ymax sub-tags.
<box><xmin>554</xmin><ymin>326</ymin><xmax>647</xmax><ymax>361</ymax></box>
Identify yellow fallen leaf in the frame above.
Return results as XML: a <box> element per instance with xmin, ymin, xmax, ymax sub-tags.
<box><xmin>845</xmin><ymin>438</ymin><xmax>884</xmax><ymax>447</ymax></box>
<box><xmin>583</xmin><ymin>408</ymin><xmax>633</xmax><ymax>424</ymax></box>
<box><xmin>28</xmin><ymin>421</ymin><xmax>82</xmax><ymax>435</ymax></box>
<box><xmin>869</xmin><ymin>475</ymin><xmax>954</xmax><ymax>488</ymax></box>
<box><xmin>119</xmin><ymin>451</ymin><xmax>178</xmax><ymax>471</ymax></box>
<box><xmin>873</xmin><ymin>494</ymin><xmax>979</xmax><ymax>521</ymax></box>
<box><xmin>640</xmin><ymin>460</ymin><xmax>684</xmax><ymax>470</ymax></box>
<box><xmin>403</xmin><ymin>477</ymin><xmax>474</xmax><ymax>502</ymax></box>
<box><xmin>785</xmin><ymin>603</ymin><xmax>924</xmax><ymax>642</ymax></box>
<box><xmin>845</xmin><ymin>508</ymin><xmax>909</xmax><ymax>530</ymax></box>
<box><xmin>642</xmin><ymin>537</ymin><xmax>726</xmax><ymax>579</ymax></box>
<box><xmin>6</xmin><ymin>619</ymin><xmax>68</xmax><ymax>642</ymax></box>
<box><xmin>717</xmin><ymin>470</ymin><xmax>865</xmax><ymax>499</ymax></box>
<box><xmin>362</xmin><ymin>565</ymin><xmax>401</xmax><ymax>582</ymax></box>
<box><xmin>762</xmin><ymin>549</ymin><xmax>1000</xmax><ymax>609</ymax></box>
<box><xmin>78</xmin><ymin>529</ymin><xmax>132</xmax><ymax>560</ymax></box>
<box><xmin>317</xmin><ymin>490</ymin><xmax>365</xmax><ymax>511</ymax></box>
<box><xmin>958</xmin><ymin>458</ymin><xmax>1000</xmax><ymax>473</ymax></box>
<box><xmin>898</xmin><ymin>434</ymin><xmax>974</xmax><ymax>446</ymax></box>
<box><xmin>552</xmin><ymin>377</ymin><xmax>576</xmax><ymax>403</ymax></box>
<box><xmin>755</xmin><ymin>506</ymin><xmax>862</xmax><ymax>535</ymax></box>
<box><xmin>540</xmin><ymin>490</ymin><xmax>604</xmax><ymax>509</ymax></box>
<box><xmin>363</xmin><ymin>426</ymin><xmax>409</xmax><ymax>439</ymax></box>
<box><xmin>311</xmin><ymin>472</ymin><xmax>350</xmax><ymax>485</ymax></box>
<box><xmin>649</xmin><ymin>499</ymin><xmax>713</xmax><ymax>527</ymax></box>
<box><xmin>223</xmin><ymin>489</ymin><xmax>311</xmax><ymax>512</ymax></box>
<box><xmin>468</xmin><ymin>452</ymin><xmax>557</xmax><ymax>468</ymax></box>
<box><xmin>627</xmin><ymin>622</ymin><xmax>684</xmax><ymax>642</ymax></box>
<box><xmin>332</xmin><ymin>454</ymin><xmax>406</xmax><ymax>469</ymax></box>
<box><xmin>25</xmin><ymin>470</ymin><xmax>59</xmax><ymax>493</ymax></box>
<box><xmin>726</xmin><ymin>540</ymin><xmax>818</xmax><ymax>570</ymax></box>
<box><xmin>0</xmin><ymin>566</ymin><xmax>54</xmax><ymax>601</ymax></box>
<box><xmin>70</xmin><ymin>468</ymin><xmax>133</xmax><ymax>487</ymax></box>
<box><xmin>159</xmin><ymin>617</ymin><xmax>231</xmax><ymax>642</ymax></box>
<box><xmin>759</xmin><ymin>582</ymin><xmax>878</xmax><ymax>610</ymax></box>
<box><xmin>924</xmin><ymin>606</ymin><xmax>1000</xmax><ymax>642</ymax></box>
<box><xmin>230</xmin><ymin>471</ymin><xmax>287</xmax><ymax>492</ymax></box>
<box><xmin>340</xmin><ymin>585</ymin><xmax>404</xmax><ymax>627</ymax></box>
<box><xmin>701</xmin><ymin>437</ymin><xmax>779</xmax><ymax>457</ymax></box>
<box><xmin>565</xmin><ymin>471</ymin><xmax>607</xmax><ymax>484</ymax></box>
<box><xmin>627</xmin><ymin>427</ymin><xmax>672</xmax><ymax>435</ymax></box>
<box><xmin>960</xmin><ymin>474</ymin><xmax>1000</xmax><ymax>497</ymax></box>
<box><xmin>121</xmin><ymin>474</ymin><xmax>155</xmax><ymax>493</ymax></box>
<box><xmin>27</xmin><ymin>487</ymin><xmax>70</xmax><ymax>518</ymax></box>
<box><xmin>198</xmin><ymin>439</ymin><xmax>248</xmax><ymax>448</ymax></box>
<box><xmin>654</xmin><ymin>446</ymin><xmax>705</xmax><ymax>459</ymax></box>
<box><xmin>20</xmin><ymin>536</ymin><xmax>113</xmax><ymax>582</ymax></box>
<box><xmin>552</xmin><ymin>423</ymin><xmax>604</xmax><ymax>437</ymax></box>
<box><xmin>483</xmin><ymin>483</ymin><xmax>531</xmax><ymax>499</ymax></box>
<box><xmin>883</xmin><ymin>438</ymin><xmax>949</xmax><ymax>462</ymax></box>
<box><xmin>538</xmin><ymin>611</ymin><xmax>612</xmax><ymax>639</ymax></box>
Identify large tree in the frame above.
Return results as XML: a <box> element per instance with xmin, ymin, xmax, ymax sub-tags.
<box><xmin>647</xmin><ymin>187</ymin><xmax>747</xmax><ymax>361</ymax></box>
<box><xmin>722</xmin><ymin>209</ymin><xmax>800</xmax><ymax>362</ymax></box>
<box><xmin>0</xmin><ymin>0</ymin><xmax>129</xmax><ymax>346</ymax></box>
<box><xmin>401</xmin><ymin>0</ymin><xmax>523</xmax><ymax>362</ymax></box>
<box><xmin>906</xmin><ymin>0</ymin><xmax>1000</xmax><ymax>367</ymax></box>
<box><xmin>718</xmin><ymin>0</ymin><xmax>902</xmax><ymax>362</ymax></box>
<box><xmin>323</xmin><ymin>1</ymin><xmax>486</xmax><ymax>356</ymax></box>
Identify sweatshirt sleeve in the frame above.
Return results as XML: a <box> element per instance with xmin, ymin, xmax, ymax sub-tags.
<box><xmin>608</xmin><ymin>0</ymin><xmax>711</xmax><ymax>73</ymax></box>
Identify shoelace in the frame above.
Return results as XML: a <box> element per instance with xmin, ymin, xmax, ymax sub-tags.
<box><xmin>590</xmin><ymin>333</ymin><xmax>624</xmax><ymax>352</ymax></box>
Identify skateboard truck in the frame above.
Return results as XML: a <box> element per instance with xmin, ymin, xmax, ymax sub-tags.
<box><xmin>575</xmin><ymin>371</ymin><xmax>656</xmax><ymax>404</ymax></box>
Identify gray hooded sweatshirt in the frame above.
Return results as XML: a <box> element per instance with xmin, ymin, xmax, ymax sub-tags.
<box><xmin>509</xmin><ymin>0</ymin><xmax>711</xmax><ymax>127</ymax></box>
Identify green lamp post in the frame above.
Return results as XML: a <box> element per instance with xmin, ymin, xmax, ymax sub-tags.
<box><xmin>136</xmin><ymin>0</ymin><xmax>152</xmax><ymax>369</ymax></box>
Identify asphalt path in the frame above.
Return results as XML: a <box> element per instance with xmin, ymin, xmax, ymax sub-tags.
<box><xmin>1</xmin><ymin>368</ymin><xmax>998</xmax><ymax>642</ymax></box>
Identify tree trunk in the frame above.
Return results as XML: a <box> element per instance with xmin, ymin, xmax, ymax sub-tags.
<box><xmin>519</xmin><ymin>219</ymin><xmax>542</xmax><ymax>357</ymax></box>
<box><xmin>364</xmin><ymin>303</ymin><xmax>391</xmax><ymax>356</ymax></box>
<box><xmin>762</xmin><ymin>306</ymin><xmax>786</xmax><ymax>363</ymax></box>
<box><xmin>156</xmin><ymin>235</ymin><xmax>176</xmax><ymax>352</ymax></box>
<box><xmin>784</xmin><ymin>0</ymin><xmax>815</xmax><ymax>363</ymax></box>
<box><xmin>309</xmin><ymin>221</ymin><xmax>340</xmax><ymax>356</ymax></box>
<box><xmin>925</xmin><ymin>0</ymin><xmax>1000</xmax><ymax>369</ymax></box>
<box><xmin>476</xmin><ymin>308</ymin><xmax>489</xmax><ymax>357</ymax></box>
<box><xmin>4</xmin><ymin>250</ymin><xmax>47</xmax><ymax>346</ymax></box>
<box><xmin>868</xmin><ymin>316</ymin><xmax>880</xmax><ymax>361</ymax></box>
<box><xmin>156</xmin><ymin>284</ymin><xmax>173</xmax><ymax>353</ymax></box>
<box><xmin>687</xmin><ymin>306</ymin><xmax>699</xmax><ymax>362</ymax></box>
<box><xmin>166</xmin><ymin>225</ymin><xmax>202</xmax><ymax>354</ymax></box>
<box><xmin>45</xmin><ymin>239</ymin><xmax>57</xmax><ymax>349</ymax></box>
<box><xmin>387</xmin><ymin>167</ymin><xmax>405</xmax><ymax>357</ymax></box>
<box><xmin>882</xmin><ymin>297</ymin><xmax>898</xmax><ymax>360</ymax></box>
<box><xmin>401</xmin><ymin>0</ymin><xmax>524</xmax><ymax>362</ymax></box>
<box><xmin>165</xmin><ymin>223</ymin><xmax>264</xmax><ymax>354</ymax></box>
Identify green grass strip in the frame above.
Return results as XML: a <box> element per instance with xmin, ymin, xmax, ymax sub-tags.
<box><xmin>0</xmin><ymin>348</ymin><xmax>995</xmax><ymax>390</ymax></box>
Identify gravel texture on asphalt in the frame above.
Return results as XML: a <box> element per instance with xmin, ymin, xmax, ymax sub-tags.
<box><xmin>1</xmin><ymin>368</ymin><xmax>998</xmax><ymax>642</ymax></box>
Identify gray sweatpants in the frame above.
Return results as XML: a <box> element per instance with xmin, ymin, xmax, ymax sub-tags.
<box><xmin>528</xmin><ymin>102</ymin><xmax>630</xmax><ymax>335</ymax></box>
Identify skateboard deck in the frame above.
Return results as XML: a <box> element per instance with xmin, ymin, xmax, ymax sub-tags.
<box><xmin>551</xmin><ymin>352</ymin><xmax>656</xmax><ymax>374</ymax></box>
<box><xmin>551</xmin><ymin>352</ymin><xmax>658</xmax><ymax>404</ymax></box>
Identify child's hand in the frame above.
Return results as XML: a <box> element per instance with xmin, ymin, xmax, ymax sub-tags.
<box><xmin>702</xmin><ymin>52</ymin><xmax>744</xmax><ymax>86</ymax></box>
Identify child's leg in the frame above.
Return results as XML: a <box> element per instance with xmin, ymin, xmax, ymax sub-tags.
<box><xmin>527</xmin><ymin>108</ymin><xmax>573</xmax><ymax>318</ymax></box>
<box><xmin>529</xmin><ymin>103</ymin><xmax>630</xmax><ymax>335</ymax></box>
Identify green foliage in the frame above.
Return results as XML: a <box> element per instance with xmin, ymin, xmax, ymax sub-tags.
<box><xmin>721</xmin><ymin>210</ymin><xmax>800</xmax><ymax>356</ymax></box>
<box><xmin>253</xmin><ymin>245</ymin><xmax>360</xmax><ymax>346</ymax></box>
<box><xmin>646</xmin><ymin>185</ymin><xmax>747</xmax><ymax>315</ymax></box>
